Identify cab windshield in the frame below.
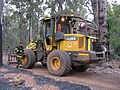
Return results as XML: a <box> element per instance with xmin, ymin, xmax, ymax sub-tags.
<box><xmin>57</xmin><ymin>16</ymin><xmax>97</xmax><ymax>36</ymax></box>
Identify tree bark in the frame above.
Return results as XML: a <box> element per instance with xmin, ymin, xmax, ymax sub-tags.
<box><xmin>98</xmin><ymin>0</ymin><xmax>108</xmax><ymax>46</ymax></box>
<box><xmin>0</xmin><ymin>0</ymin><xmax>3</xmax><ymax>66</ymax></box>
<box><xmin>98</xmin><ymin>0</ymin><xmax>109</xmax><ymax>61</ymax></box>
<box><xmin>92</xmin><ymin>0</ymin><xmax>109</xmax><ymax>61</ymax></box>
<box><xmin>91</xmin><ymin>0</ymin><xmax>99</xmax><ymax>28</ymax></box>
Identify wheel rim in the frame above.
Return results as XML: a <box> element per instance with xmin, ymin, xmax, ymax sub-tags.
<box><xmin>50</xmin><ymin>57</ymin><xmax>60</xmax><ymax>71</ymax></box>
<box><xmin>22</xmin><ymin>55</ymin><xmax>28</xmax><ymax>65</ymax></box>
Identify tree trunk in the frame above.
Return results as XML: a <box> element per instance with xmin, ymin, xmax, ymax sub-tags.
<box><xmin>29</xmin><ymin>17</ymin><xmax>32</xmax><ymax>42</ymax></box>
<box><xmin>91</xmin><ymin>0</ymin><xmax>99</xmax><ymax>28</ymax></box>
<box><xmin>92</xmin><ymin>0</ymin><xmax>109</xmax><ymax>61</ymax></box>
<box><xmin>98</xmin><ymin>0</ymin><xmax>109</xmax><ymax>61</ymax></box>
<box><xmin>0</xmin><ymin>0</ymin><xmax>3</xmax><ymax>66</ymax></box>
<box><xmin>98</xmin><ymin>0</ymin><xmax>108</xmax><ymax>47</ymax></box>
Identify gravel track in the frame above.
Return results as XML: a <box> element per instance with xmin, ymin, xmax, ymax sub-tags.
<box><xmin>0</xmin><ymin>66</ymin><xmax>90</xmax><ymax>90</ymax></box>
<box><xmin>25</xmin><ymin>63</ymin><xmax>120</xmax><ymax>90</ymax></box>
<box><xmin>2</xmin><ymin>54</ymin><xmax>120</xmax><ymax>90</ymax></box>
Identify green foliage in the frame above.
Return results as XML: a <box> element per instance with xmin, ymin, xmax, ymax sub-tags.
<box><xmin>3</xmin><ymin>0</ymin><xmax>99</xmax><ymax>51</ymax></box>
<box><xmin>3</xmin><ymin>4</ymin><xmax>19</xmax><ymax>50</ymax></box>
<box><xmin>3</xmin><ymin>0</ymin><xmax>44</xmax><ymax>50</ymax></box>
<box><xmin>108</xmin><ymin>2</ymin><xmax>120</xmax><ymax>59</ymax></box>
<box><xmin>3</xmin><ymin>0</ymin><xmax>88</xmax><ymax>50</ymax></box>
<box><xmin>44</xmin><ymin>0</ymin><xmax>87</xmax><ymax>17</ymax></box>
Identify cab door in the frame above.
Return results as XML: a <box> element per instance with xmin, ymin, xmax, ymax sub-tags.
<box><xmin>43</xmin><ymin>18</ymin><xmax>56</xmax><ymax>51</ymax></box>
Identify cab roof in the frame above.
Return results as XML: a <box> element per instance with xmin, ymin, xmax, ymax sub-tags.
<box><xmin>42</xmin><ymin>15</ymin><xmax>84</xmax><ymax>21</ymax></box>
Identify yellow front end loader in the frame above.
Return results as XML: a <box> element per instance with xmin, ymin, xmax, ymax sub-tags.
<box><xmin>22</xmin><ymin>15</ymin><xmax>106</xmax><ymax>76</ymax></box>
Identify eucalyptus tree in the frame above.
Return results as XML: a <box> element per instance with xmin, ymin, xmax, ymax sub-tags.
<box><xmin>108</xmin><ymin>2</ymin><xmax>120</xmax><ymax>59</ymax></box>
<box><xmin>0</xmin><ymin>0</ymin><xmax>3</xmax><ymax>66</ymax></box>
<box><xmin>87</xmin><ymin>0</ymin><xmax>109</xmax><ymax>60</ymax></box>
<box><xmin>9</xmin><ymin>0</ymin><xmax>44</xmax><ymax>45</ymax></box>
<box><xmin>45</xmin><ymin>0</ymin><xmax>87</xmax><ymax>17</ymax></box>
<box><xmin>3</xmin><ymin>4</ymin><xmax>19</xmax><ymax>49</ymax></box>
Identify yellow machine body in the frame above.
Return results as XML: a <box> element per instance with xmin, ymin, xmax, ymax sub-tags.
<box><xmin>59</xmin><ymin>34</ymin><xmax>86</xmax><ymax>51</ymax></box>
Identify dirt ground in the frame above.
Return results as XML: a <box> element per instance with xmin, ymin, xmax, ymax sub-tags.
<box><xmin>0</xmin><ymin>66</ymin><xmax>91</xmax><ymax>90</ymax></box>
<box><xmin>2</xmin><ymin>53</ymin><xmax>120</xmax><ymax>90</ymax></box>
<box><xmin>25</xmin><ymin>63</ymin><xmax>120</xmax><ymax>90</ymax></box>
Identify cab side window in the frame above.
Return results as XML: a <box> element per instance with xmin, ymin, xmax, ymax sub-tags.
<box><xmin>45</xmin><ymin>23</ymin><xmax>51</xmax><ymax>45</ymax></box>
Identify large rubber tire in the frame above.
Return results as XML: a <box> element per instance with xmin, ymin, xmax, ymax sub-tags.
<box><xmin>22</xmin><ymin>49</ymin><xmax>36</xmax><ymax>69</ymax></box>
<box><xmin>47</xmin><ymin>50</ymin><xmax>71</xmax><ymax>76</ymax></box>
<box><xmin>72</xmin><ymin>65</ymin><xmax>88</xmax><ymax>72</ymax></box>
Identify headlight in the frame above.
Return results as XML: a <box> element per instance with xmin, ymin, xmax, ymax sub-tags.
<box><xmin>92</xmin><ymin>39</ymin><xmax>96</xmax><ymax>42</ymax></box>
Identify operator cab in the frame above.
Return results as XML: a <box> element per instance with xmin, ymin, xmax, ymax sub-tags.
<box><xmin>56</xmin><ymin>16</ymin><xmax>97</xmax><ymax>37</ymax></box>
<box><xmin>41</xmin><ymin>16</ymin><xmax>99</xmax><ymax>51</ymax></box>
<box><xmin>41</xmin><ymin>16</ymin><xmax>97</xmax><ymax>37</ymax></box>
